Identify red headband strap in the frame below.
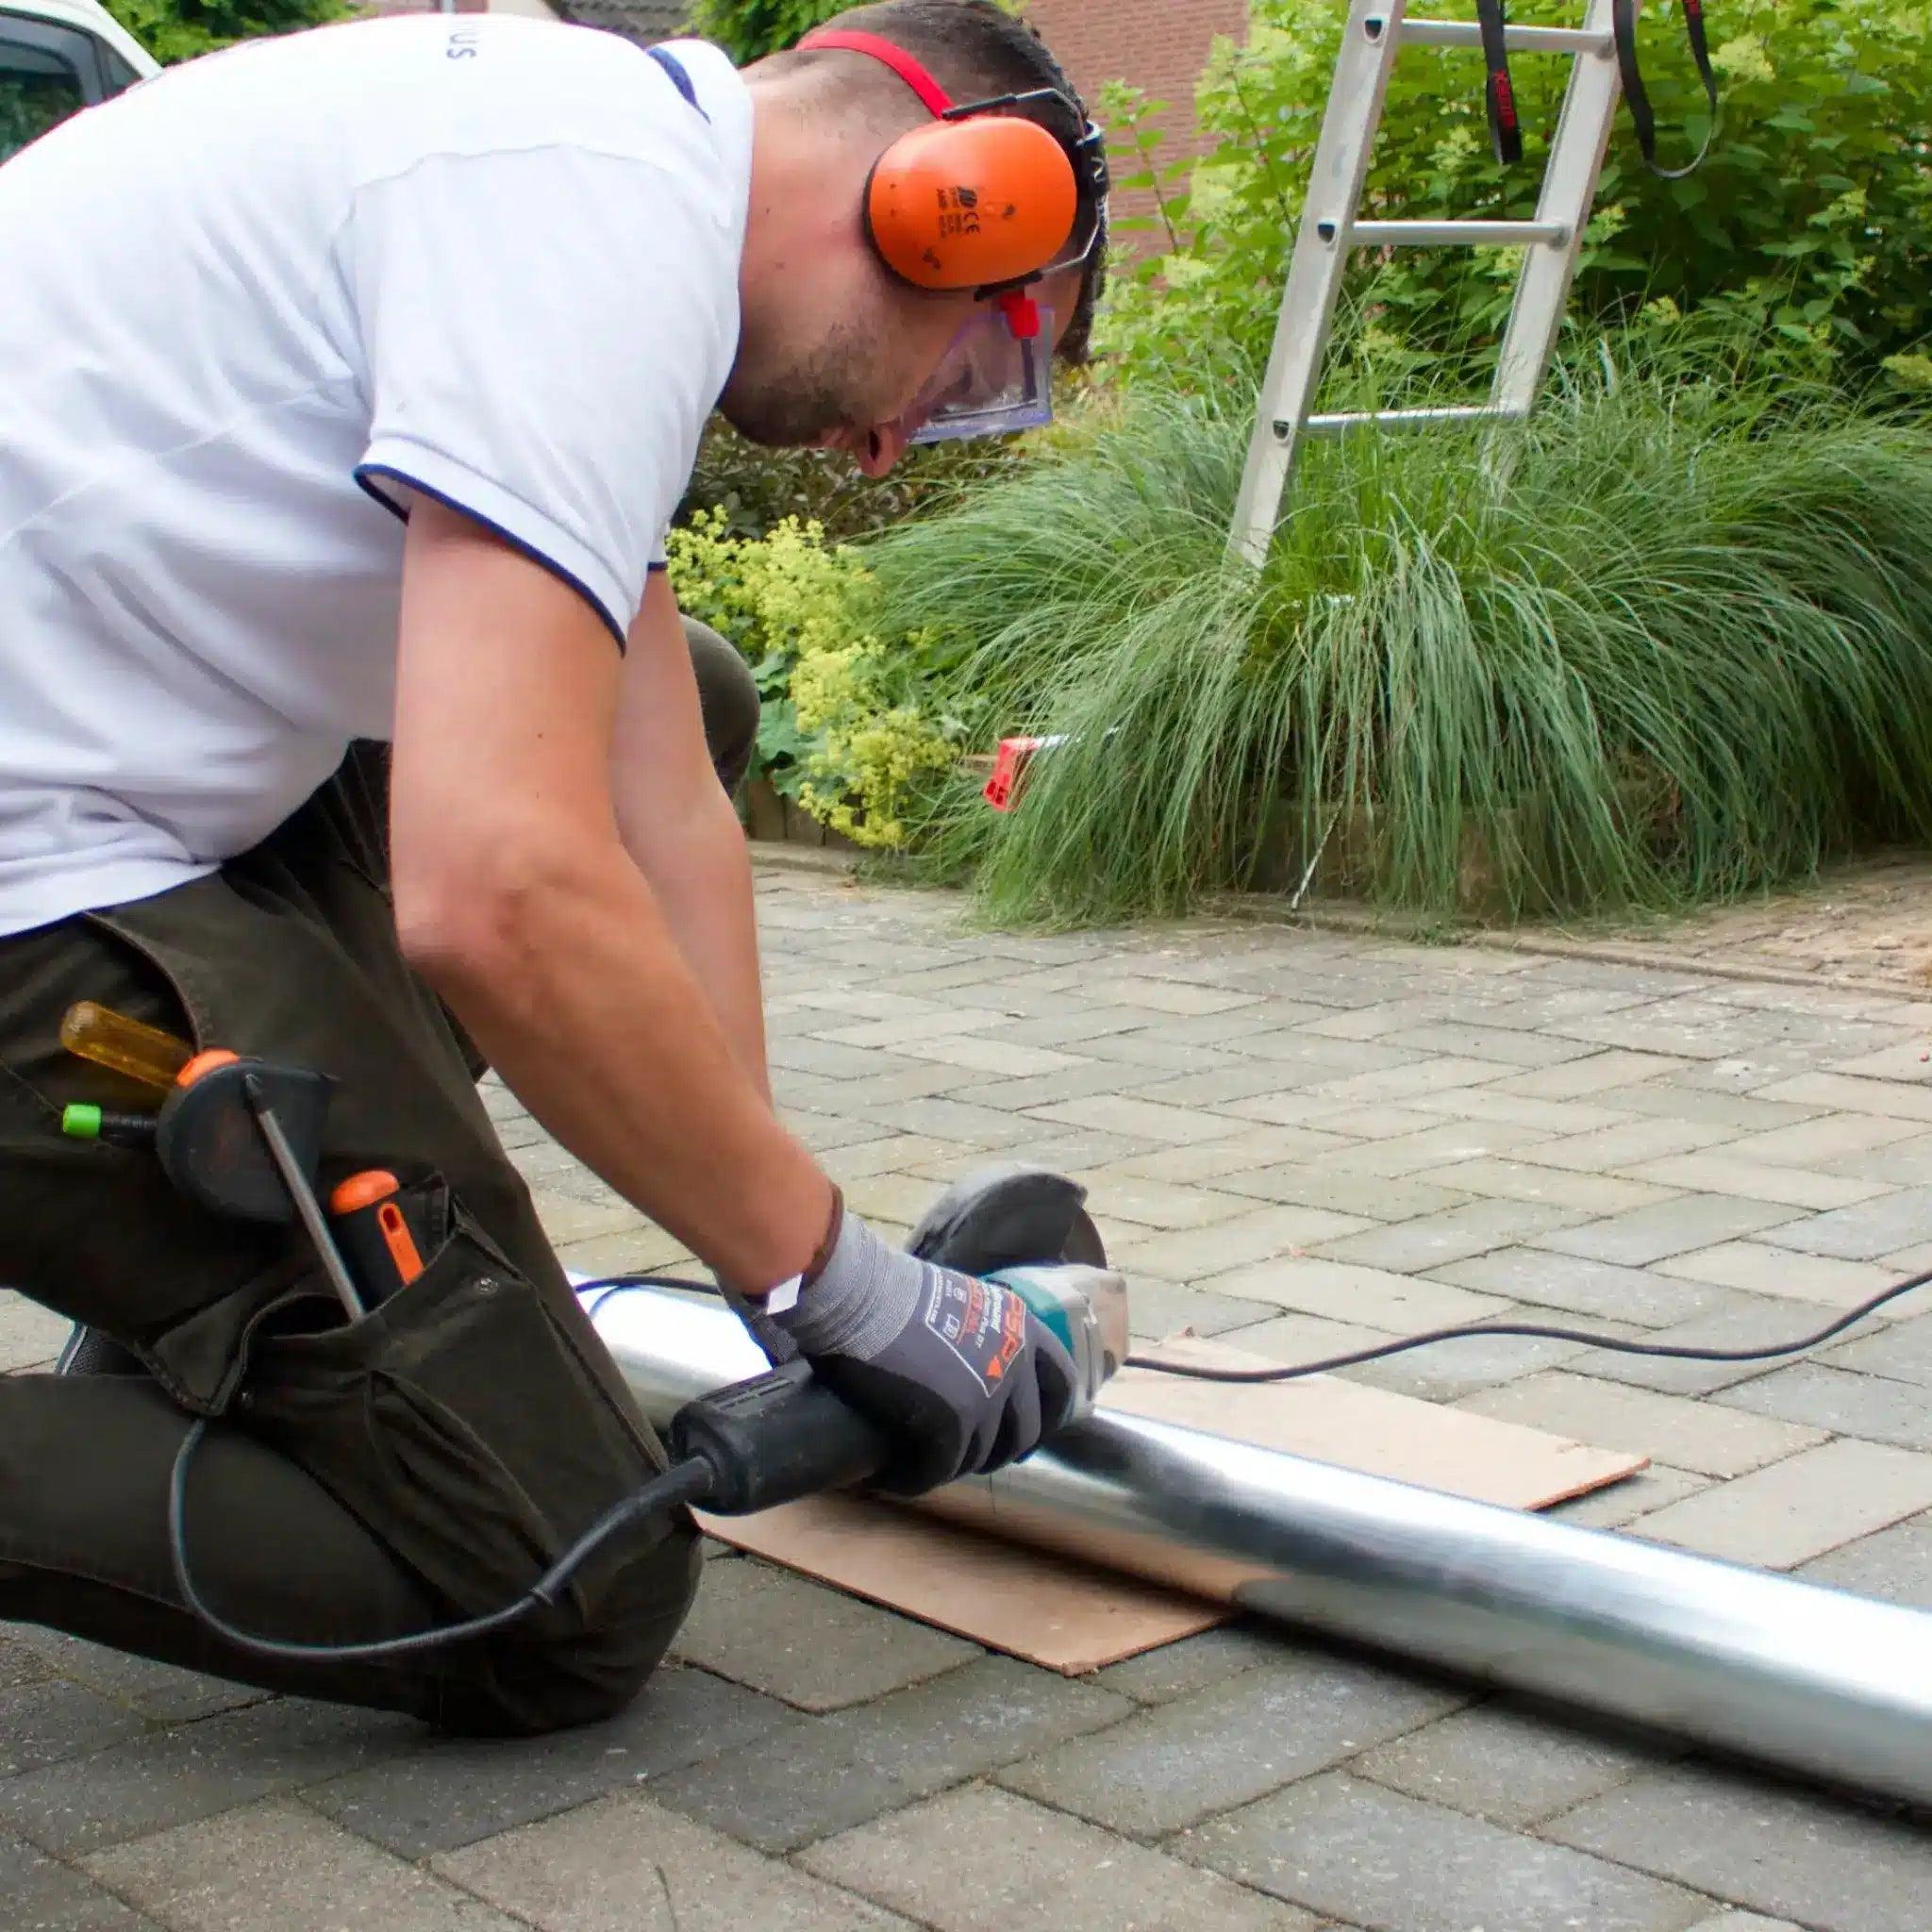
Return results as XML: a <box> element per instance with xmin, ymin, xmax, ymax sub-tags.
<box><xmin>796</xmin><ymin>28</ymin><xmax>955</xmax><ymax>118</ymax></box>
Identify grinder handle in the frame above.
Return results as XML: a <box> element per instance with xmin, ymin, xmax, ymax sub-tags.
<box><xmin>669</xmin><ymin>1360</ymin><xmax>890</xmax><ymax>1515</ymax></box>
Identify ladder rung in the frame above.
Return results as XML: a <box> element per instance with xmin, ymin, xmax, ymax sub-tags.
<box><xmin>1291</xmin><ymin>405</ymin><xmax>1529</xmax><ymax>437</ymax></box>
<box><xmin>1334</xmin><ymin>218</ymin><xmax>1569</xmax><ymax>246</ymax></box>
<box><xmin>1397</xmin><ymin>19</ymin><xmax>1613</xmax><ymax>54</ymax></box>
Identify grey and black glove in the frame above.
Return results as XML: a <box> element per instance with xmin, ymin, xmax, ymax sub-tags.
<box><xmin>741</xmin><ymin>1192</ymin><xmax>1078</xmax><ymax>1496</ymax></box>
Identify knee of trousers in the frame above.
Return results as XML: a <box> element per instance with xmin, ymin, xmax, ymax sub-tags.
<box><xmin>682</xmin><ymin>615</ymin><xmax>760</xmax><ymax>798</ymax></box>
<box><xmin>429</xmin><ymin>1524</ymin><xmax>704</xmax><ymax>1738</ymax></box>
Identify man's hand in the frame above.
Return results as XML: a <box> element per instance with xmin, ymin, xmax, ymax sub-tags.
<box><xmin>747</xmin><ymin>1196</ymin><xmax>1080</xmax><ymax>1495</ymax></box>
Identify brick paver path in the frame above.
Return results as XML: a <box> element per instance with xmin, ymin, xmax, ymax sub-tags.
<box><xmin>7</xmin><ymin>859</ymin><xmax>1931</xmax><ymax>1930</ymax></box>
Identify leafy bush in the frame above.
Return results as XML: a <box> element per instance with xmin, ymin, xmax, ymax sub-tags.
<box><xmin>866</xmin><ymin>341</ymin><xmax>1932</xmax><ymax>925</ymax></box>
<box><xmin>666</xmin><ymin>510</ymin><xmax>955</xmax><ymax>842</ymax></box>
<box><xmin>687</xmin><ymin>0</ymin><xmax>847</xmax><ymax>64</ymax></box>
<box><xmin>1101</xmin><ymin>0</ymin><xmax>1932</xmax><ymax>387</ymax></box>
<box><xmin>102</xmin><ymin>0</ymin><xmax>342</xmax><ymax>65</ymax></box>
<box><xmin>677</xmin><ymin>420</ymin><xmax>1028</xmax><ymax>544</ymax></box>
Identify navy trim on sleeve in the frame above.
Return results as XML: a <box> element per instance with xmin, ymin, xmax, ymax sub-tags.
<box><xmin>355</xmin><ymin>465</ymin><xmax>629</xmax><ymax>651</ymax></box>
<box><xmin>646</xmin><ymin>46</ymin><xmax>708</xmax><ymax>121</ymax></box>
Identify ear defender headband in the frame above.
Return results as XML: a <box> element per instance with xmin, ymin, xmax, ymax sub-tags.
<box><xmin>796</xmin><ymin>26</ymin><xmax>1102</xmax><ymax>298</ymax></box>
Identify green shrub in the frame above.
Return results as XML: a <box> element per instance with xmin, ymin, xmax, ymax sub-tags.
<box><xmin>866</xmin><ymin>341</ymin><xmax>1932</xmax><ymax>925</ymax></box>
<box><xmin>666</xmin><ymin>510</ymin><xmax>955</xmax><ymax>841</ymax></box>
<box><xmin>1101</xmin><ymin>0</ymin><xmax>1932</xmax><ymax>387</ymax></box>
<box><xmin>687</xmin><ymin>0</ymin><xmax>847</xmax><ymax>65</ymax></box>
<box><xmin>102</xmin><ymin>0</ymin><xmax>343</xmax><ymax>65</ymax></box>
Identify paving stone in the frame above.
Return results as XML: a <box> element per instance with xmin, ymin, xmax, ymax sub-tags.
<box><xmin>1109</xmin><ymin>1124</ymin><xmax>1351</xmax><ymax>1185</ymax></box>
<box><xmin>1491</xmin><ymin>1049</ymin><xmax>1695</xmax><ymax>1098</ymax></box>
<box><xmin>306</xmin><ymin>1665</ymin><xmax>787</xmax><ymax>1857</ymax></box>
<box><xmin>0</xmin><ymin>1678</ymin><xmax>150</xmax><ymax>1778</ymax></box>
<box><xmin>1823</xmin><ymin>1309</ymin><xmax>1932</xmax><ymax>1388</ymax></box>
<box><xmin>1819</xmin><ymin>1128</ymin><xmax>1932</xmax><ymax>1186</ymax></box>
<box><xmin>1795</xmin><ymin>1510</ymin><xmax>1932</xmax><ymax>1607</ymax></box>
<box><xmin>1219</xmin><ymin>1033</ymin><xmax>1416</xmax><ymax>1082</ymax></box>
<box><xmin>1609</xmin><ymin>1084</ymin><xmax>1824</xmax><ymax>1132</ymax></box>
<box><xmin>1758</xmin><ymin>1187</ymin><xmax>1932</xmax><ymax>1260</ymax></box>
<box><xmin>1722</xmin><ymin>1113</ymin><xmax>1927</xmax><ymax>1167</ymax></box>
<box><xmin>1718</xmin><ymin>1362</ymin><xmax>1932</xmax><ymax>1452</ymax></box>
<box><xmin>431</xmin><ymin>1790</ymin><xmax>912</xmax><ymax>1932</ymax></box>
<box><xmin>670</xmin><ymin>1558</ymin><xmax>976</xmax><ymax>1710</ymax></box>
<box><xmin>849</xmin><ymin>1094</ymin><xmax>1045</xmax><ymax>1147</ymax></box>
<box><xmin>1381</xmin><ymin>1020</ymin><xmax>1602</xmax><ymax>1068</ymax></box>
<box><xmin>1212</xmin><ymin>1167</ymin><xmax>1477</xmax><ymax>1223</ymax></box>
<box><xmin>1311</xmin><ymin>1198</ymin><xmax>1588</xmax><ymax>1274</ymax></box>
<box><xmin>85</xmin><ymin>1800</ymin><xmax>516</xmax><ymax>1932</ymax></box>
<box><xmin>1628</xmin><ymin>1438</ymin><xmax>1932</xmax><ymax>1567</ymax></box>
<box><xmin>1068</xmin><ymin>1174</ymin><xmax>1267</xmax><ymax>1231</ymax></box>
<box><xmin>1526</xmin><ymin>1118</ymin><xmax>1742</xmax><ymax>1173</ymax></box>
<box><xmin>1411</xmin><ymin>1157</ymin><xmax>1672</xmax><ymax>1216</ymax></box>
<box><xmin>0</xmin><ymin>1696</ymin><xmax>417</xmax><ymax>1857</ymax></box>
<box><xmin>1345</xmin><ymin>1302</ymin><xmax>1634</xmax><ymax>1403</ymax></box>
<box><xmin>1615</xmin><ymin>1153</ymin><xmax>1888</xmax><ymax>1211</ymax></box>
<box><xmin>1115</xmin><ymin>1206</ymin><xmax>1373</xmax><ymax>1282</ymax></box>
<box><xmin>1828</xmin><ymin>1041</ymin><xmax>1932</xmax><ymax>1081</ymax></box>
<box><xmin>1291</xmin><ymin>1103</ymin><xmax>1446</xmax><ymax>1140</ymax></box>
<box><xmin>0</xmin><ymin>1632</ymin><xmax>264</xmax><ymax>1726</ymax></box>
<box><xmin>1757</xmin><ymin>1072</ymin><xmax>1932</xmax><ymax>1123</ymax></box>
<box><xmin>1676</xmin><ymin>1917</ymin><xmax>1805</xmax><ymax>1932</ymax></box>
<box><xmin>800</xmin><ymin>1784</ymin><xmax>1315</xmax><ymax>1932</ymax></box>
<box><xmin>1431</xmin><ymin>1245</ymin><xmax>1732</xmax><ymax>1328</ymax></box>
<box><xmin>0</xmin><ymin>1827</ymin><xmax>160</xmax><ymax>1932</ymax></box>
<box><xmin>1122</xmin><ymin>1277</ymin><xmax>1280</xmax><ymax>1342</ymax></box>
<box><xmin>1535</xmin><ymin>1196</ymin><xmax>1802</xmax><ymax>1267</ymax></box>
<box><xmin>1186</xmin><ymin>1771</ymin><xmax>1708</xmax><ymax>1932</ymax></box>
<box><xmin>0</xmin><ymin>1291</ymin><xmax>72</xmax><ymax>1371</ymax></box>
<box><xmin>1458</xmin><ymin>1372</ymin><xmax>1825</xmax><ymax>1477</ymax></box>
<box><xmin>0</xmin><ymin>1629</ymin><xmax>50</xmax><ymax>1691</ymax></box>
<box><xmin>1547</xmin><ymin>1463</ymin><xmax>1710</xmax><ymax>1529</ymax></box>
<box><xmin>1654</xmin><ymin>1240</ymin><xmax>1914</xmax><ymax>1314</ymax></box>
<box><xmin>649</xmin><ymin>1656</ymin><xmax>1129</xmax><ymax>1854</ymax></box>
<box><xmin>1091</xmin><ymin>1620</ymin><xmax>1287</xmax><ymax>1706</ymax></box>
<box><xmin>996</xmin><ymin>1648</ymin><xmax>1464</xmax><ymax>1837</ymax></box>
<box><xmin>1024</xmin><ymin>1093</ymin><xmax>1253</xmax><ymax>1146</ymax></box>
<box><xmin>1284</xmin><ymin>1118</ymin><xmax>1546</xmax><ymax>1177</ymax></box>
<box><xmin>1124</xmin><ymin>1061</ymin><xmax>1328</xmax><ymax>1109</ymax></box>
<box><xmin>1199</xmin><ymin>1257</ymin><xmax>1512</xmax><ymax>1327</ymax></box>
<box><xmin>1351</xmin><ymin>1696</ymin><xmax>1683</xmax><ymax>1827</ymax></box>
<box><xmin>1547</xmin><ymin>1759</ymin><xmax>1932</xmax><ymax>1932</ymax></box>
<box><xmin>1300</xmin><ymin>1056</ymin><xmax>1523</xmax><ymax>1106</ymax></box>
<box><xmin>1580</xmin><ymin>1292</ymin><xmax>1846</xmax><ymax>1396</ymax></box>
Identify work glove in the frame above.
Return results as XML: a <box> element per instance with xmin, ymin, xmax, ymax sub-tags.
<box><xmin>740</xmin><ymin>1191</ymin><xmax>1079</xmax><ymax>1496</ymax></box>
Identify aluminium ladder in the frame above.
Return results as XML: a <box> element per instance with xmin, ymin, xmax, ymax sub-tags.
<box><xmin>1228</xmin><ymin>0</ymin><xmax>1630</xmax><ymax>565</ymax></box>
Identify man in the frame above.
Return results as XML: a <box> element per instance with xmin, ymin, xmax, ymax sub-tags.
<box><xmin>0</xmin><ymin>0</ymin><xmax>1108</xmax><ymax>1733</ymax></box>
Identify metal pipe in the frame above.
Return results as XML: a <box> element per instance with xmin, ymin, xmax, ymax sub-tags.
<box><xmin>582</xmin><ymin>1283</ymin><xmax>1932</xmax><ymax>1808</ymax></box>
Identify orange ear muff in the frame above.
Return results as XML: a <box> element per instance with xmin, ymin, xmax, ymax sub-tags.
<box><xmin>866</xmin><ymin>115</ymin><xmax>1078</xmax><ymax>291</ymax></box>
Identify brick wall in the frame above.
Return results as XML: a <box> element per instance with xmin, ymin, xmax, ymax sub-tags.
<box><xmin>1023</xmin><ymin>0</ymin><xmax>1250</xmax><ymax>245</ymax></box>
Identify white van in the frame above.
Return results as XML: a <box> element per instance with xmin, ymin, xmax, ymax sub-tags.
<box><xmin>1</xmin><ymin>0</ymin><xmax>158</xmax><ymax>161</ymax></box>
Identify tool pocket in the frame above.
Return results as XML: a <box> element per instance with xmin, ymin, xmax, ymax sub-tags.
<box><xmin>241</xmin><ymin>1190</ymin><xmax>677</xmax><ymax>1639</ymax></box>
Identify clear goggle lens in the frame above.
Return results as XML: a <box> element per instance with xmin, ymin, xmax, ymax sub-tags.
<box><xmin>903</xmin><ymin>304</ymin><xmax>1055</xmax><ymax>446</ymax></box>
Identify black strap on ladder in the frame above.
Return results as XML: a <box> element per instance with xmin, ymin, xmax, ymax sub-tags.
<box><xmin>1474</xmin><ymin>0</ymin><xmax>1719</xmax><ymax>177</ymax></box>
<box><xmin>1612</xmin><ymin>0</ymin><xmax>1720</xmax><ymax>178</ymax></box>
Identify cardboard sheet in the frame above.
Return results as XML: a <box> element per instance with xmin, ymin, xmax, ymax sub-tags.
<box><xmin>695</xmin><ymin>1337</ymin><xmax>1647</xmax><ymax>1673</ymax></box>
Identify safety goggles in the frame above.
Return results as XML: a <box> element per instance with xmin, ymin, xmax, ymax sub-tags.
<box><xmin>903</xmin><ymin>298</ymin><xmax>1055</xmax><ymax>446</ymax></box>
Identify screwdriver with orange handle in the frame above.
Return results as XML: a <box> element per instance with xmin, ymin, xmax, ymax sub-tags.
<box><xmin>58</xmin><ymin>1002</ymin><xmax>422</xmax><ymax>1315</ymax></box>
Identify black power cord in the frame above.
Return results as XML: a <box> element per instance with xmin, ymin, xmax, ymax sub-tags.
<box><xmin>167</xmin><ymin>1425</ymin><xmax>714</xmax><ymax>1663</ymax></box>
<box><xmin>1123</xmin><ymin>1265</ymin><xmax>1932</xmax><ymax>1383</ymax></box>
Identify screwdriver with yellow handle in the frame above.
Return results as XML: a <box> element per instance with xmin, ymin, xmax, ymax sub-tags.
<box><xmin>58</xmin><ymin>1001</ymin><xmax>192</xmax><ymax>1145</ymax></box>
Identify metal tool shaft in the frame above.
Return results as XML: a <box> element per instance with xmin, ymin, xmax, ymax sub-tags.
<box><xmin>583</xmin><ymin>1281</ymin><xmax>1932</xmax><ymax>1808</ymax></box>
<box><xmin>245</xmin><ymin>1080</ymin><xmax>365</xmax><ymax>1321</ymax></box>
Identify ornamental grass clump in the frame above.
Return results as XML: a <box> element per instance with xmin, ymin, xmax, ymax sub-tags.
<box><xmin>868</xmin><ymin>344</ymin><xmax>1932</xmax><ymax>925</ymax></box>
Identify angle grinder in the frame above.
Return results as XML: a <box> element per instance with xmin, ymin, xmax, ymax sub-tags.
<box><xmin>666</xmin><ymin>1166</ymin><xmax>1127</xmax><ymax>1514</ymax></box>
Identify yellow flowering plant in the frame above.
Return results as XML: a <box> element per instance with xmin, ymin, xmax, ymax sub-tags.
<box><xmin>665</xmin><ymin>510</ymin><xmax>956</xmax><ymax>849</ymax></box>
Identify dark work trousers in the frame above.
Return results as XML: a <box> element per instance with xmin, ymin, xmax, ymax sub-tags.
<box><xmin>0</xmin><ymin>617</ymin><xmax>760</xmax><ymax>1735</ymax></box>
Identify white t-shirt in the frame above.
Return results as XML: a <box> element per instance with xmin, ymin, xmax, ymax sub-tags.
<box><xmin>0</xmin><ymin>16</ymin><xmax>751</xmax><ymax>937</ymax></box>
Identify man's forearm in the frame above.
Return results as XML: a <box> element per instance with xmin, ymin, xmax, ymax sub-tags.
<box><xmin>419</xmin><ymin>837</ymin><xmax>827</xmax><ymax>1291</ymax></box>
<box><xmin>617</xmin><ymin>781</ymin><xmax>771</xmax><ymax>1103</ymax></box>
